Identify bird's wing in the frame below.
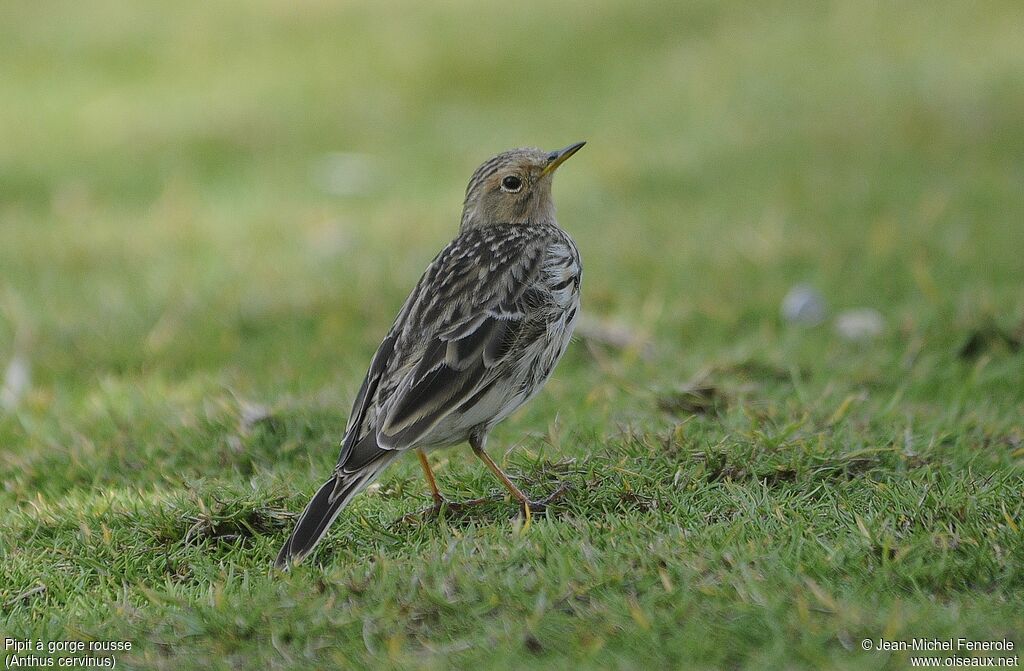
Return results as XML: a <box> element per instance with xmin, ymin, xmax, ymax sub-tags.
<box><xmin>336</xmin><ymin>225</ymin><xmax>554</xmax><ymax>473</ymax></box>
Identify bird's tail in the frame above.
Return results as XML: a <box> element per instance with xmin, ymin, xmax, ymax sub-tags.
<box><xmin>274</xmin><ymin>458</ymin><xmax>392</xmax><ymax>569</ymax></box>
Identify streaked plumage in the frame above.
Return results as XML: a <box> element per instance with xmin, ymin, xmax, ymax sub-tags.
<box><xmin>276</xmin><ymin>143</ymin><xmax>585</xmax><ymax>568</ymax></box>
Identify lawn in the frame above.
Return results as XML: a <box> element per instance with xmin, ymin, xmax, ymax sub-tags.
<box><xmin>1</xmin><ymin>1</ymin><xmax>1023</xmax><ymax>669</ymax></box>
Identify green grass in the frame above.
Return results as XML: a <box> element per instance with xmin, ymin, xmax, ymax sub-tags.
<box><xmin>2</xmin><ymin>1</ymin><xmax>1023</xmax><ymax>669</ymax></box>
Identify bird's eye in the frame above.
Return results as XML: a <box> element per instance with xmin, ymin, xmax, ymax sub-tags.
<box><xmin>500</xmin><ymin>175</ymin><xmax>523</xmax><ymax>192</ymax></box>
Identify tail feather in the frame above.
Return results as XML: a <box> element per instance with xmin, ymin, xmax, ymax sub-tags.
<box><xmin>275</xmin><ymin>460</ymin><xmax>390</xmax><ymax>569</ymax></box>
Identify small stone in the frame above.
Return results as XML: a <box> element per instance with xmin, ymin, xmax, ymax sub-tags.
<box><xmin>835</xmin><ymin>308</ymin><xmax>885</xmax><ymax>341</ymax></box>
<box><xmin>781</xmin><ymin>284</ymin><xmax>827</xmax><ymax>326</ymax></box>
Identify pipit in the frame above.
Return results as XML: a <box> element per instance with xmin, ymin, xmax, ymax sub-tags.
<box><xmin>275</xmin><ymin>142</ymin><xmax>585</xmax><ymax>568</ymax></box>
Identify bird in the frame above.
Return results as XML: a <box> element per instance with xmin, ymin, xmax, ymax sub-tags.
<box><xmin>275</xmin><ymin>142</ymin><xmax>585</xmax><ymax>568</ymax></box>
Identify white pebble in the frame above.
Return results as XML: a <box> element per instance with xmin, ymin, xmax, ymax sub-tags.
<box><xmin>835</xmin><ymin>308</ymin><xmax>885</xmax><ymax>341</ymax></box>
<box><xmin>781</xmin><ymin>284</ymin><xmax>827</xmax><ymax>326</ymax></box>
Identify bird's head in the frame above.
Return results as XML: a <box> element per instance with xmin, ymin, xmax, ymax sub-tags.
<box><xmin>460</xmin><ymin>142</ymin><xmax>585</xmax><ymax>231</ymax></box>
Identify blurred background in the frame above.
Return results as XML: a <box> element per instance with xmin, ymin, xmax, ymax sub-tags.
<box><xmin>1</xmin><ymin>0</ymin><xmax>1022</xmax><ymax>475</ymax></box>
<box><xmin>2</xmin><ymin>3</ymin><xmax>1023</xmax><ymax>665</ymax></box>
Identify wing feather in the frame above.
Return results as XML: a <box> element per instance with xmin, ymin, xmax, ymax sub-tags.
<box><xmin>381</xmin><ymin>314</ymin><xmax>522</xmax><ymax>445</ymax></box>
<box><xmin>378</xmin><ymin>228</ymin><xmax>549</xmax><ymax>449</ymax></box>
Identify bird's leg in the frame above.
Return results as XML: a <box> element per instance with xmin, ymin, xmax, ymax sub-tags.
<box><xmin>396</xmin><ymin>437</ymin><xmax>567</xmax><ymax>528</ymax></box>
<box><xmin>470</xmin><ymin>434</ymin><xmax>531</xmax><ymax>504</ymax></box>
<box><xmin>470</xmin><ymin>432</ymin><xmax>568</xmax><ymax>529</ymax></box>
<box><xmin>417</xmin><ymin>449</ymin><xmax>446</xmax><ymax>511</ymax></box>
<box><xmin>398</xmin><ymin>449</ymin><xmax>492</xmax><ymax>524</ymax></box>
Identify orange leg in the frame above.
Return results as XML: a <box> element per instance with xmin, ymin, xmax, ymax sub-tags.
<box><xmin>470</xmin><ymin>432</ymin><xmax>543</xmax><ymax>528</ymax></box>
<box><xmin>417</xmin><ymin>449</ymin><xmax>445</xmax><ymax>508</ymax></box>
<box><xmin>396</xmin><ymin>438</ymin><xmax>566</xmax><ymax>529</ymax></box>
<box><xmin>469</xmin><ymin>441</ymin><xmax>532</xmax><ymax>505</ymax></box>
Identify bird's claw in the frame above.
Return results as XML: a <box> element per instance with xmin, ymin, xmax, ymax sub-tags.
<box><xmin>520</xmin><ymin>481</ymin><xmax>570</xmax><ymax>514</ymax></box>
<box><xmin>432</xmin><ymin>496</ymin><xmax>495</xmax><ymax>515</ymax></box>
<box><xmin>517</xmin><ymin>481</ymin><xmax>570</xmax><ymax>532</ymax></box>
<box><xmin>393</xmin><ymin>482</ymin><xmax>569</xmax><ymax>529</ymax></box>
<box><xmin>393</xmin><ymin>495</ymin><xmax>496</xmax><ymax>527</ymax></box>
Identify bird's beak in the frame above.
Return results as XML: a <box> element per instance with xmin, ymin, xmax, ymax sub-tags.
<box><xmin>540</xmin><ymin>141</ymin><xmax>586</xmax><ymax>177</ymax></box>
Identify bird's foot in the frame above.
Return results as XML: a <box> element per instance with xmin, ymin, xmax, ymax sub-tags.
<box><xmin>394</xmin><ymin>495</ymin><xmax>499</xmax><ymax>526</ymax></box>
<box><xmin>393</xmin><ymin>482</ymin><xmax>570</xmax><ymax>529</ymax></box>
<box><xmin>432</xmin><ymin>495</ymin><xmax>496</xmax><ymax>515</ymax></box>
<box><xmin>516</xmin><ymin>481</ymin><xmax>570</xmax><ymax>532</ymax></box>
<box><xmin>519</xmin><ymin>481</ymin><xmax>570</xmax><ymax>514</ymax></box>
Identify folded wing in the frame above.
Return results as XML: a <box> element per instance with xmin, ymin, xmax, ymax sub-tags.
<box><xmin>336</xmin><ymin>225</ymin><xmax>553</xmax><ymax>473</ymax></box>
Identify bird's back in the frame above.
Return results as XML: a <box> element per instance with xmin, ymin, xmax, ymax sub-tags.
<box><xmin>342</xmin><ymin>222</ymin><xmax>581</xmax><ymax>458</ymax></box>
